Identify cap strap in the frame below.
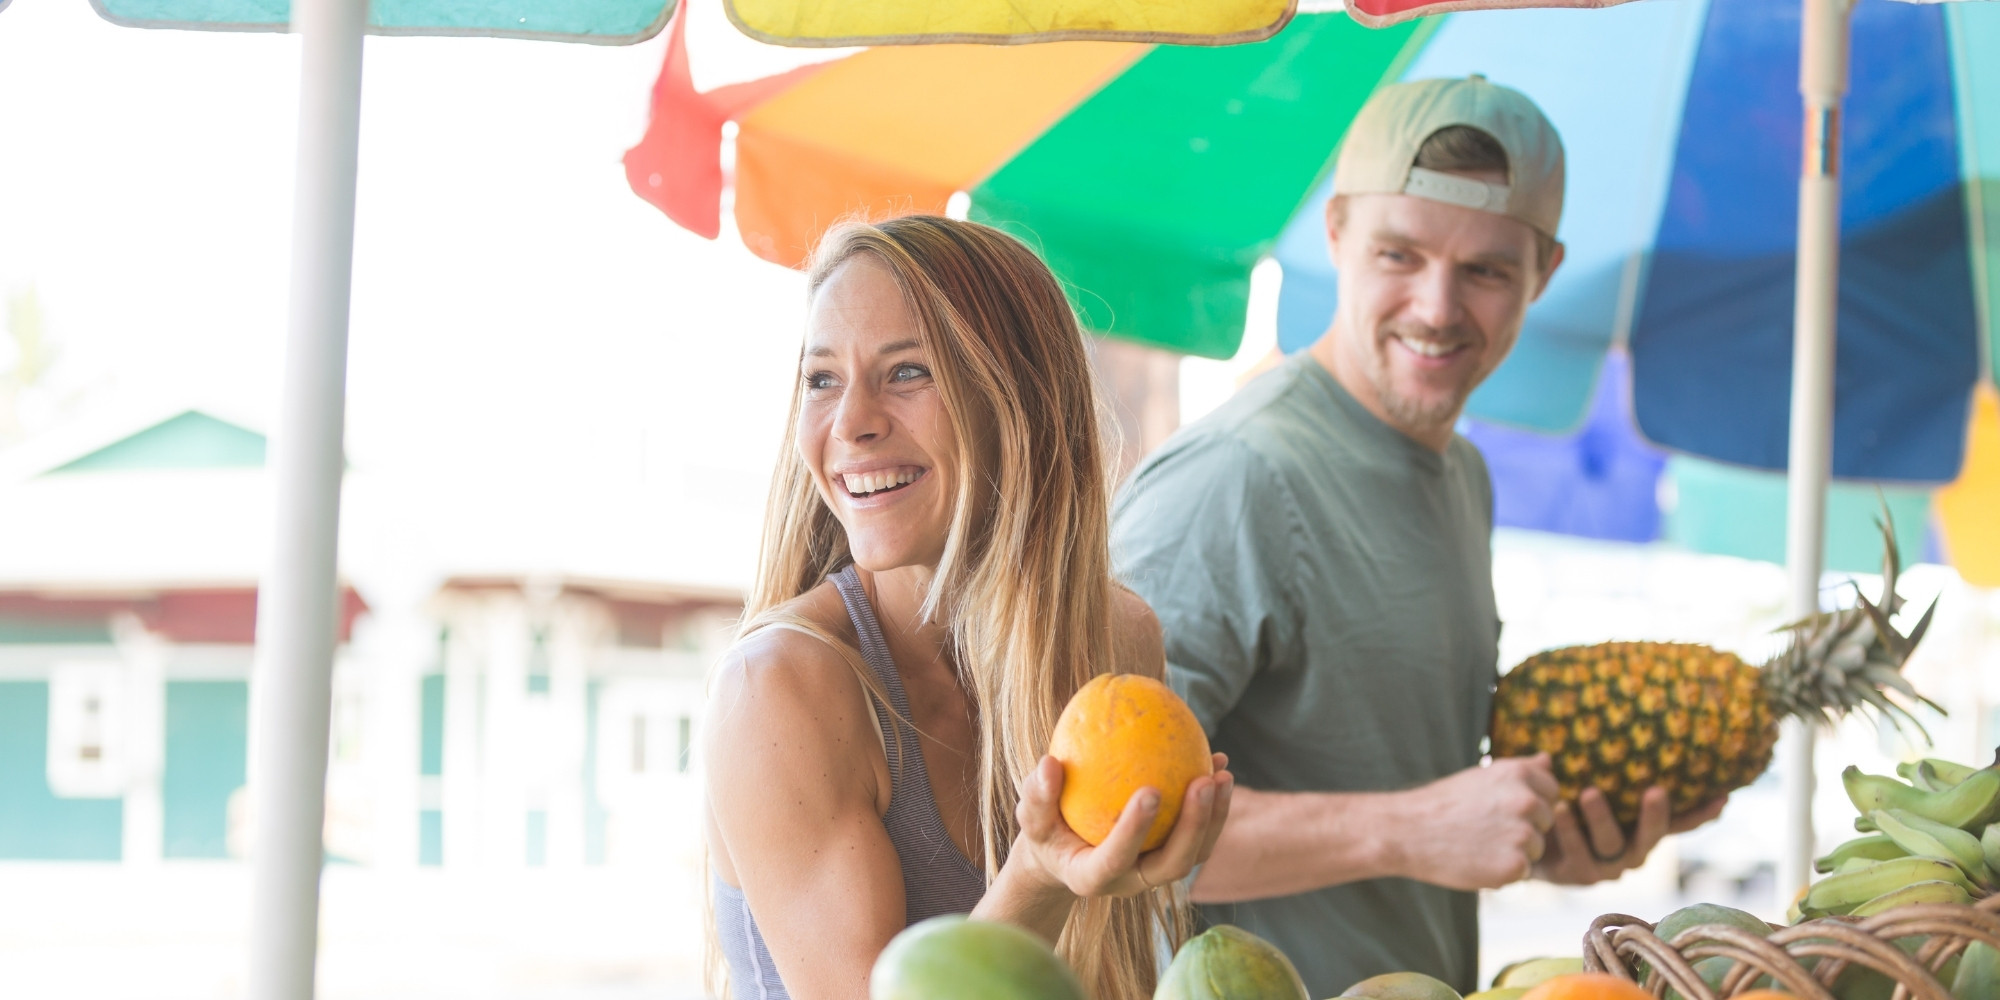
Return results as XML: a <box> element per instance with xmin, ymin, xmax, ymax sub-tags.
<box><xmin>1403</xmin><ymin>167</ymin><xmax>1510</xmax><ymax>214</ymax></box>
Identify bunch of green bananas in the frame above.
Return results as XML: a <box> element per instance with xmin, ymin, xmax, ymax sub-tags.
<box><xmin>1791</xmin><ymin>753</ymin><xmax>2000</xmax><ymax>922</ymax></box>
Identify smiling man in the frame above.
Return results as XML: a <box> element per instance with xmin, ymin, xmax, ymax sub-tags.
<box><xmin>1110</xmin><ymin>77</ymin><xmax>1720</xmax><ymax>996</ymax></box>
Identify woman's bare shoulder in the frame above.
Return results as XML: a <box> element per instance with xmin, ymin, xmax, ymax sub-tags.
<box><xmin>704</xmin><ymin>583</ymin><xmax>899</xmax><ymax>912</ymax></box>
<box><xmin>710</xmin><ymin>583</ymin><xmax>868</xmax><ymax>718</ymax></box>
<box><xmin>1110</xmin><ymin>585</ymin><xmax>1166</xmax><ymax>681</ymax></box>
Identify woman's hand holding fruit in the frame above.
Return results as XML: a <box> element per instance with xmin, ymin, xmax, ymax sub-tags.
<box><xmin>1011</xmin><ymin>751</ymin><xmax>1234</xmax><ymax>899</ymax></box>
<box><xmin>973</xmin><ymin>671</ymin><xmax>1229</xmax><ymax>945</ymax></box>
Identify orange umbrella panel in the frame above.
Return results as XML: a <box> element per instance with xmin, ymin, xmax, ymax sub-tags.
<box><xmin>734</xmin><ymin>43</ymin><xmax>1145</xmax><ymax>267</ymax></box>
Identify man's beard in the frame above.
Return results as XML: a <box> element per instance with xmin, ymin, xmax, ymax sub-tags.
<box><xmin>1364</xmin><ymin>320</ymin><xmax>1481</xmax><ymax>434</ymax></box>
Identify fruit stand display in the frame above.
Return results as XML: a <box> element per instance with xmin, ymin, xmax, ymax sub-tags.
<box><xmin>1575</xmin><ymin>753</ymin><xmax>2000</xmax><ymax>1000</ymax></box>
<box><xmin>866</xmin><ymin>616</ymin><xmax>1993</xmax><ymax>1000</ymax></box>
<box><xmin>1580</xmin><ymin>897</ymin><xmax>2000</xmax><ymax>1000</ymax></box>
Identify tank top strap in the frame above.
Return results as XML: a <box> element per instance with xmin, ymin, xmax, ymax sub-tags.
<box><xmin>828</xmin><ymin>563</ymin><xmax>916</xmax><ymax>780</ymax></box>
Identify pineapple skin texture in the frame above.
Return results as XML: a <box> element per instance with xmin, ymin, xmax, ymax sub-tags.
<box><xmin>1489</xmin><ymin>642</ymin><xmax>1779</xmax><ymax>826</ymax></box>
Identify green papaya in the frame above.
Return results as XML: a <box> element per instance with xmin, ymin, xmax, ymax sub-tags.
<box><xmin>1817</xmin><ymin>935</ymin><xmax>1959</xmax><ymax>1000</ymax></box>
<box><xmin>1950</xmin><ymin>941</ymin><xmax>1999</xmax><ymax>1000</ymax></box>
<box><xmin>1339</xmin><ymin>971</ymin><xmax>1461</xmax><ymax>1000</ymax></box>
<box><xmin>1645</xmin><ymin>903</ymin><xmax>1773</xmax><ymax>992</ymax></box>
<box><xmin>869</xmin><ymin>916</ymin><xmax>1086</xmax><ymax>1000</ymax></box>
<box><xmin>1653</xmin><ymin>902</ymin><xmax>1773</xmax><ymax>945</ymax></box>
<box><xmin>1492</xmin><ymin>957</ymin><xmax>1581</xmax><ymax>989</ymax></box>
<box><xmin>1832</xmin><ymin>965</ymin><xmax>1897</xmax><ymax>1000</ymax></box>
<box><xmin>1157</xmin><ymin>925</ymin><xmax>1310</xmax><ymax>1000</ymax></box>
<box><xmin>1663</xmin><ymin>954</ymin><xmax>1735</xmax><ymax>1000</ymax></box>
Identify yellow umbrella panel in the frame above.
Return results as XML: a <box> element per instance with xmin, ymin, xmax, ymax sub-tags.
<box><xmin>1937</xmin><ymin>388</ymin><xmax>2000</xmax><ymax>587</ymax></box>
<box><xmin>726</xmin><ymin>0</ymin><xmax>1293</xmax><ymax>46</ymax></box>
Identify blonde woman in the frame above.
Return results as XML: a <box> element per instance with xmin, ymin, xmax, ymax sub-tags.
<box><xmin>704</xmin><ymin>216</ymin><xmax>1234</xmax><ymax>1000</ymax></box>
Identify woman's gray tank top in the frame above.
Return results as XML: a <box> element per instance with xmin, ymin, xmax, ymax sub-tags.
<box><xmin>713</xmin><ymin>564</ymin><xmax>988</xmax><ymax>1000</ymax></box>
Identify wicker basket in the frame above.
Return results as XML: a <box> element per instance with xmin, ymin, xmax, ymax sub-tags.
<box><xmin>1580</xmin><ymin>893</ymin><xmax>2000</xmax><ymax>1000</ymax></box>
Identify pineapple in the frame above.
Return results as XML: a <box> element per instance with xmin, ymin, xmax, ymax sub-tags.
<box><xmin>1490</xmin><ymin>515</ymin><xmax>1942</xmax><ymax>826</ymax></box>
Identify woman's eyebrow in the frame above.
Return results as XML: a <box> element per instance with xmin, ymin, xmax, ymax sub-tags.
<box><xmin>803</xmin><ymin>338</ymin><xmax>921</xmax><ymax>359</ymax></box>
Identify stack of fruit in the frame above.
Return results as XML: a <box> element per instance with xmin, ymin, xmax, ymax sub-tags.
<box><xmin>1793</xmin><ymin>753</ymin><xmax>2000</xmax><ymax>921</ymax></box>
<box><xmin>1580</xmin><ymin>892</ymin><xmax>2000</xmax><ymax>999</ymax></box>
<box><xmin>1334</xmin><ymin>958</ymin><xmax>1583</xmax><ymax>999</ymax></box>
<box><xmin>1556</xmin><ymin>754</ymin><xmax>2000</xmax><ymax>1000</ymax></box>
<box><xmin>1332</xmin><ymin>962</ymin><xmax>1772</xmax><ymax>1000</ymax></box>
<box><xmin>869</xmin><ymin>917</ymin><xmax>1320</xmax><ymax>1000</ymax></box>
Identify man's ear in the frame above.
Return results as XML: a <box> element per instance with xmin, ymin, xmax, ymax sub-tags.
<box><xmin>1322</xmin><ymin>195</ymin><xmax>1346</xmax><ymax>262</ymax></box>
<box><xmin>1530</xmin><ymin>240</ymin><xmax>1567</xmax><ymax>301</ymax></box>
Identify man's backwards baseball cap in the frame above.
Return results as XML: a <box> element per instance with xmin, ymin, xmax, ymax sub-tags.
<box><xmin>1332</xmin><ymin>74</ymin><xmax>1565</xmax><ymax>240</ymax></box>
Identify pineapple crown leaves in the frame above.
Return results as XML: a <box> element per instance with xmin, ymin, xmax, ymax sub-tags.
<box><xmin>1762</xmin><ymin>504</ymin><xmax>1944</xmax><ymax>742</ymax></box>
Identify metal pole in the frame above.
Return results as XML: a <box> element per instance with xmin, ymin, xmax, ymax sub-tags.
<box><xmin>247</xmin><ymin>0</ymin><xmax>368</xmax><ymax>995</ymax></box>
<box><xmin>1777</xmin><ymin>0</ymin><xmax>1854</xmax><ymax>911</ymax></box>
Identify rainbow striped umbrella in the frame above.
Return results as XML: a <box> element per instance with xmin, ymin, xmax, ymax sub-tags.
<box><xmin>629</xmin><ymin>0</ymin><xmax>1999</xmax><ymax>581</ymax></box>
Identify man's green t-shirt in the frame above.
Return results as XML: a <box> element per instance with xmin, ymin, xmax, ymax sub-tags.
<box><xmin>1111</xmin><ymin>353</ymin><xmax>1500</xmax><ymax>996</ymax></box>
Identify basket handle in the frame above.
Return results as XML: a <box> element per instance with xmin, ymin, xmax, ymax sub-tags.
<box><xmin>1769</xmin><ymin>920</ymin><xmax>1955</xmax><ymax>1000</ymax></box>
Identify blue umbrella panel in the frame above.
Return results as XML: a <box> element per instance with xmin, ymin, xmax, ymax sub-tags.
<box><xmin>1274</xmin><ymin>0</ymin><xmax>1990</xmax><ymax>485</ymax></box>
<box><xmin>1464</xmin><ymin>350</ymin><xmax>1936</xmax><ymax>573</ymax></box>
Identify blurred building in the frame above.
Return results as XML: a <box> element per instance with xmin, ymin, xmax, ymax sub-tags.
<box><xmin>0</xmin><ymin>404</ymin><xmax>739</xmax><ymax>869</ymax></box>
<box><xmin>413</xmin><ymin>575</ymin><xmax>732</xmax><ymax>870</ymax></box>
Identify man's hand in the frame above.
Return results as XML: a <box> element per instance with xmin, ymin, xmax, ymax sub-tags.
<box><xmin>1532</xmin><ymin>787</ymin><xmax>1729</xmax><ymax>886</ymax></box>
<box><xmin>1387</xmin><ymin>755</ymin><xmax>1560</xmax><ymax>891</ymax></box>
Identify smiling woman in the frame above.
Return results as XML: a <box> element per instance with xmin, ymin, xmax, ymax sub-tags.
<box><xmin>700</xmin><ymin>215</ymin><xmax>1233</xmax><ymax>1000</ymax></box>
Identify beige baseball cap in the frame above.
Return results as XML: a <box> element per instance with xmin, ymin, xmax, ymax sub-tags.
<box><xmin>1332</xmin><ymin>74</ymin><xmax>1565</xmax><ymax>240</ymax></box>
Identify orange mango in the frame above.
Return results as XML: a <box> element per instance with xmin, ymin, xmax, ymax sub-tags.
<box><xmin>1519</xmin><ymin>973</ymin><xmax>1653</xmax><ymax>1000</ymax></box>
<box><xmin>1049</xmin><ymin>673</ymin><xmax>1211</xmax><ymax>851</ymax></box>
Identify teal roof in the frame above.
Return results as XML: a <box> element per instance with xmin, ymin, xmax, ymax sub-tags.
<box><xmin>49</xmin><ymin>411</ymin><xmax>266</xmax><ymax>475</ymax></box>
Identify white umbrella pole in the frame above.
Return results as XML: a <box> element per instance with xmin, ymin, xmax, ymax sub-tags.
<box><xmin>1777</xmin><ymin>0</ymin><xmax>1854</xmax><ymax>910</ymax></box>
<box><xmin>247</xmin><ymin>0</ymin><xmax>368</xmax><ymax>996</ymax></box>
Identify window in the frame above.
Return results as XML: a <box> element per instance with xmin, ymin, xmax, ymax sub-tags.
<box><xmin>46</xmin><ymin>662</ymin><xmax>126</xmax><ymax>799</ymax></box>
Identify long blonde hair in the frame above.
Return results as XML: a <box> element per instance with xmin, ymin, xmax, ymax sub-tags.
<box><xmin>736</xmin><ymin>215</ymin><xmax>1189</xmax><ymax>1000</ymax></box>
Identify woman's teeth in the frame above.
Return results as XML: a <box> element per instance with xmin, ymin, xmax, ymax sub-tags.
<box><xmin>843</xmin><ymin>469</ymin><xmax>920</xmax><ymax>496</ymax></box>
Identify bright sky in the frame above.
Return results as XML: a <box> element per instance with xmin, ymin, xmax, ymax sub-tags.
<box><xmin>0</xmin><ymin>0</ymin><xmax>843</xmax><ymax>473</ymax></box>
<box><xmin>0</xmin><ymin>0</ymin><xmax>869</xmax><ymax>589</ymax></box>
<box><xmin>0</xmin><ymin>0</ymin><xmax>1271</xmax><ymax>593</ymax></box>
